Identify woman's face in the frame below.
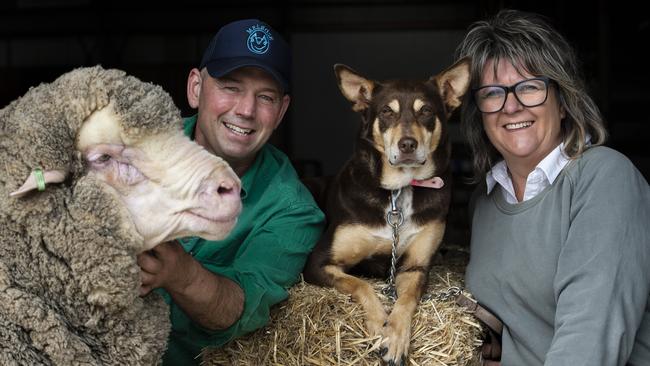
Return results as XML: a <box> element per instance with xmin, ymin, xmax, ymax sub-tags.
<box><xmin>479</xmin><ymin>59</ymin><xmax>565</xmax><ymax>170</ymax></box>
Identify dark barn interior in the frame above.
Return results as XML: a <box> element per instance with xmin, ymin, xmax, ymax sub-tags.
<box><xmin>2</xmin><ymin>0</ymin><xmax>648</xmax><ymax>250</ymax></box>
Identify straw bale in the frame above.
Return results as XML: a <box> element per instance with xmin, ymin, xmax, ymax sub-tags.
<box><xmin>202</xmin><ymin>263</ymin><xmax>484</xmax><ymax>366</ymax></box>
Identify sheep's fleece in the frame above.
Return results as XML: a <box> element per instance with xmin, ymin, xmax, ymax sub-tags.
<box><xmin>0</xmin><ymin>66</ymin><xmax>200</xmax><ymax>365</ymax></box>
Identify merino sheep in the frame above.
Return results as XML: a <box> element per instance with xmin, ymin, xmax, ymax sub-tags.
<box><xmin>0</xmin><ymin>66</ymin><xmax>242</xmax><ymax>365</ymax></box>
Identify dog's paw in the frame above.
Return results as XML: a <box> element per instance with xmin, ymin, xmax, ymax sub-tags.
<box><xmin>376</xmin><ymin>347</ymin><xmax>407</xmax><ymax>366</ymax></box>
<box><xmin>377</xmin><ymin>315</ymin><xmax>411</xmax><ymax>366</ymax></box>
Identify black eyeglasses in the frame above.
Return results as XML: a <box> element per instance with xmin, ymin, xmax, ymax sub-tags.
<box><xmin>472</xmin><ymin>77</ymin><xmax>553</xmax><ymax>113</ymax></box>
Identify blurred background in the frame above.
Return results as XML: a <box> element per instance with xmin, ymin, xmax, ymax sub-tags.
<box><xmin>2</xmin><ymin>0</ymin><xmax>648</xmax><ymax>249</ymax></box>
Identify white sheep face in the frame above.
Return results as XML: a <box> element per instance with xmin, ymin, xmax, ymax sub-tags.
<box><xmin>76</xmin><ymin>104</ymin><xmax>242</xmax><ymax>251</ymax></box>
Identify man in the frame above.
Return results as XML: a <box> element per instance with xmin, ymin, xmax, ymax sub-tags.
<box><xmin>137</xmin><ymin>19</ymin><xmax>325</xmax><ymax>365</ymax></box>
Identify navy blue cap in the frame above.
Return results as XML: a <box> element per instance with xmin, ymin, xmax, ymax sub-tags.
<box><xmin>199</xmin><ymin>19</ymin><xmax>291</xmax><ymax>92</ymax></box>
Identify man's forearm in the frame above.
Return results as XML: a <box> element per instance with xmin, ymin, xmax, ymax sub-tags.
<box><xmin>167</xmin><ymin>260</ymin><xmax>245</xmax><ymax>330</ymax></box>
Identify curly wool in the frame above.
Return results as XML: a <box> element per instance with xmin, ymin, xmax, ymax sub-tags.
<box><xmin>0</xmin><ymin>66</ymin><xmax>179</xmax><ymax>365</ymax></box>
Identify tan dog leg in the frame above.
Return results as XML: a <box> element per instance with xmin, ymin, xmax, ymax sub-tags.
<box><xmin>380</xmin><ymin>220</ymin><xmax>446</xmax><ymax>365</ymax></box>
<box><xmin>324</xmin><ymin>264</ymin><xmax>388</xmax><ymax>336</ymax></box>
<box><xmin>379</xmin><ymin>270</ymin><xmax>425</xmax><ymax>364</ymax></box>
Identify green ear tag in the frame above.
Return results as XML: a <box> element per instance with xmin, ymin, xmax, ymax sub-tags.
<box><xmin>34</xmin><ymin>168</ymin><xmax>46</xmax><ymax>191</ymax></box>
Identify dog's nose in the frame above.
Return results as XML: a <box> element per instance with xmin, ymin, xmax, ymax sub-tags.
<box><xmin>398</xmin><ymin>137</ymin><xmax>418</xmax><ymax>154</ymax></box>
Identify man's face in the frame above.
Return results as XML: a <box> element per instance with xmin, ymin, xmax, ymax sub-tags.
<box><xmin>191</xmin><ymin>66</ymin><xmax>290</xmax><ymax>174</ymax></box>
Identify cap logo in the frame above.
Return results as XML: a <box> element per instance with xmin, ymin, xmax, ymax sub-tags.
<box><xmin>246</xmin><ymin>24</ymin><xmax>273</xmax><ymax>55</ymax></box>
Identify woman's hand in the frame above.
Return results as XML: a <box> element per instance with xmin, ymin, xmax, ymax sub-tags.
<box><xmin>481</xmin><ymin>331</ymin><xmax>501</xmax><ymax>365</ymax></box>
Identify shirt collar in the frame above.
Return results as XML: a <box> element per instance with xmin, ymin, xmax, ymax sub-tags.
<box><xmin>485</xmin><ymin>159</ymin><xmax>508</xmax><ymax>195</ymax></box>
<box><xmin>536</xmin><ymin>142</ymin><xmax>569</xmax><ymax>185</ymax></box>
<box><xmin>486</xmin><ymin>142</ymin><xmax>569</xmax><ymax>195</ymax></box>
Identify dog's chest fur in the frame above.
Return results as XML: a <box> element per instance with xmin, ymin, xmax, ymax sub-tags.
<box><xmin>329</xmin><ymin>186</ymin><xmax>427</xmax><ymax>264</ymax></box>
<box><xmin>367</xmin><ymin>187</ymin><xmax>417</xmax><ymax>253</ymax></box>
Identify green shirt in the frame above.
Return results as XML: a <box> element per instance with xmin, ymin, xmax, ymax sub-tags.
<box><xmin>467</xmin><ymin>146</ymin><xmax>650</xmax><ymax>366</ymax></box>
<box><xmin>161</xmin><ymin>116</ymin><xmax>325</xmax><ymax>365</ymax></box>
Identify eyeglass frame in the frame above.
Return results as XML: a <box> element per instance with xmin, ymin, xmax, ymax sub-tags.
<box><xmin>471</xmin><ymin>76</ymin><xmax>555</xmax><ymax>113</ymax></box>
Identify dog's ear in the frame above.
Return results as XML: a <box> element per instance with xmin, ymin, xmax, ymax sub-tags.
<box><xmin>432</xmin><ymin>57</ymin><xmax>471</xmax><ymax>112</ymax></box>
<box><xmin>334</xmin><ymin>64</ymin><xmax>374</xmax><ymax>112</ymax></box>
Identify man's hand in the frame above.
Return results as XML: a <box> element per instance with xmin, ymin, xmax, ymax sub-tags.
<box><xmin>136</xmin><ymin>240</ymin><xmax>244</xmax><ymax>330</ymax></box>
<box><xmin>137</xmin><ymin>241</ymin><xmax>197</xmax><ymax>296</ymax></box>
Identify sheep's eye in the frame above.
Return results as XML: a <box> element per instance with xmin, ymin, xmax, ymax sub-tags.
<box><xmin>97</xmin><ymin>154</ymin><xmax>111</xmax><ymax>163</ymax></box>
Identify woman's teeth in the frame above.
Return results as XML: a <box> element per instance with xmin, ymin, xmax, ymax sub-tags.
<box><xmin>224</xmin><ymin>122</ymin><xmax>253</xmax><ymax>135</ymax></box>
<box><xmin>504</xmin><ymin>121</ymin><xmax>533</xmax><ymax>130</ymax></box>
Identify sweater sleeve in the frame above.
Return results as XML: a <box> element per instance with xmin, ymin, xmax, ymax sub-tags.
<box><xmin>546</xmin><ymin>150</ymin><xmax>650</xmax><ymax>366</ymax></box>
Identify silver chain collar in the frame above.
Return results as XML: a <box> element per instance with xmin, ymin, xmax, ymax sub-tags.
<box><xmin>380</xmin><ymin>189</ymin><xmax>463</xmax><ymax>304</ymax></box>
<box><xmin>382</xmin><ymin>188</ymin><xmax>403</xmax><ymax>301</ymax></box>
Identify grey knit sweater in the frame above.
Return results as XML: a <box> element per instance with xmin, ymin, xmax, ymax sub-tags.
<box><xmin>467</xmin><ymin>146</ymin><xmax>650</xmax><ymax>366</ymax></box>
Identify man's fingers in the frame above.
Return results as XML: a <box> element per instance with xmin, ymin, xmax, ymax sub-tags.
<box><xmin>151</xmin><ymin>240</ymin><xmax>180</xmax><ymax>257</ymax></box>
<box><xmin>137</xmin><ymin>251</ymin><xmax>162</xmax><ymax>273</ymax></box>
<box><xmin>140</xmin><ymin>270</ymin><xmax>157</xmax><ymax>286</ymax></box>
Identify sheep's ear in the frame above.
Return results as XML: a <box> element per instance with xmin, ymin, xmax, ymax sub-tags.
<box><xmin>334</xmin><ymin>64</ymin><xmax>375</xmax><ymax>112</ymax></box>
<box><xmin>9</xmin><ymin>170</ymin><xmax>67</xmax><ymax>198</ymax></box>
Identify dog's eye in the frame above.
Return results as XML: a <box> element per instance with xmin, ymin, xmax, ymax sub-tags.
<box><xmin>380</xmin><ymin>106</ymin><xmax>394</xmax><ymax>116</ymax></box>
<box><xmin>420</xmin><ymin>105</ymin><xmax>433</xmax><ymax>116</ymax></box>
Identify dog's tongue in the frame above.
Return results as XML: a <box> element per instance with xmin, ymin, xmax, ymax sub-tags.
<box><xmin>410</xmin><ymin>177</ymin><xmax>444</xmax><ymax>189</ymax></box>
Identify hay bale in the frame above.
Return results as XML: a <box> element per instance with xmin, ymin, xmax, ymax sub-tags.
<box><xmin>202</xmin><ymin>264</ymin><xmax>484</xmax><ymax>366</ymax></box>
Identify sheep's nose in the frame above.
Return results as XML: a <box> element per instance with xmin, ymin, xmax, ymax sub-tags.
<box><xmin>200</xmin><ymin>179</ymin><xmax>241</xmax><ymax>203</ymax></box>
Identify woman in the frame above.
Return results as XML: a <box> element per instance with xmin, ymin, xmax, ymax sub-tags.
<box><xmin>455</xmin><ymin>9</ymin><xmax>650</xmax><ymax>366</ymax></box>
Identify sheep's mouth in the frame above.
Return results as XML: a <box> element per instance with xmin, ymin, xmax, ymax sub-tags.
<box><xmin>186</xmin><ymin>210</ymin><xmax>236</xmax><ymax>224</ymax></box>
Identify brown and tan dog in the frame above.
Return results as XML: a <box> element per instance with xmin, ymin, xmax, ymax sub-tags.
<box><xmin>303</xmin><ymin>59</ymin><xmax>470</xmax><ymax>365</ymax></box>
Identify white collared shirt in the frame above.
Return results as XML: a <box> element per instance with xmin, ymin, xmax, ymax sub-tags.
<box><xmin>486</xmin><ymin>143</ymin><xmax>570</xmax><ymax>203</ymax></box>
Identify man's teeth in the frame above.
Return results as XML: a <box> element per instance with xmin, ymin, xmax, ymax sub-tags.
<box><xmin>224</xmin><ymin>122</ymin><xmax>253</xmax><ymax>135</ymax></box>
<box><xmin>505</xmin><ymin>121</ymin><xmax>533</xmax><ymax>130</ymax></box>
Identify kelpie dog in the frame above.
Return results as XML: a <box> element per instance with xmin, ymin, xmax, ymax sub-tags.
<box><xmin>303</xmin><ymin>58</ymin><xmax>470</xmax><ymax>365</ymax></box>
